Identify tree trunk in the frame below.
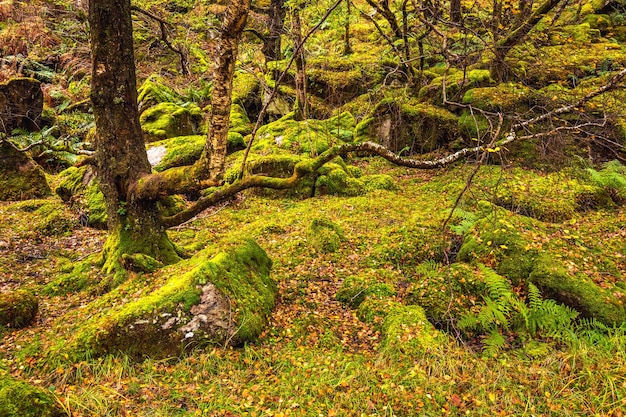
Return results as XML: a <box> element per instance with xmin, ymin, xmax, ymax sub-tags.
<box><xmin>292</xmin><ymin>6</ymin><xmax>308</xmax><ymax>121</ymax></box>
<box><xmin>262</xmin><ymin>0</ymin><xmax>286</xmax><ymax>62</ymax></box>
<box><xmin>450</xmin><ymin>0</ymin><xmax>461</xmax><ymax>22</ymax></box>
<box><xmin>343</xmin><ymin>0</ymin><xmax>352</xmax><ymax>55</ymax></box>
<box><xmin>201</xmin><ymin>0</ymin><xmax>251</xmax><ymax>181</ymax></box>
<box><xmin>89</xmin><ymin>0</ymin><xmax>179</xmax><ymax>274</ymax></box>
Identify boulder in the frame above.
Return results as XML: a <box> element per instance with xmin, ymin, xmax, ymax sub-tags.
<box><xmin>0</xmin><ymin>141</ymin><xmax>50</xmax><ymax>201</ymax></box>
<box><xmin>0</xmin><ymin>78</ymin><xmax>43</xmax><ymax>133</ymax></box>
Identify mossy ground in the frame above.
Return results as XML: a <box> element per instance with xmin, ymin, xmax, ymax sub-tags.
<box><xmin>2</xmin><ymin>160</ymin><xmax>626</xmax><ymax>415</ymax></box>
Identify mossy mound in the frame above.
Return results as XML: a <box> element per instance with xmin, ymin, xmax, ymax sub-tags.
<box><xmin>230</xmin><ymin>103</ymin><xmax>252</xmax><ymax>136</ymax></box>
<box><xmin>0</xmin><ymin>373</ymin><xmax>63</xmax><ymax>417</ymax></box>
<box><xmin>0</xmin><ymin>289</ymin><xmax>38</xmax><ymax>328</ymax></box>
<box><xmin>306</xmin><ymin>217</ymin><xmax>344</xmax><ymax>254</ymax></box>
<box><xmin>137</xmin><ymin>75</ymin><xmax>181</xmax><ymax>113</ymax></box>
<box><xmin>7</xmin><ymin>199</ymin><xmax>76</xmax><ymax>236</ymax></box>
<box><xmin>140</xmin><ymin>102</ymin><xmax>203</xmax><ymax>143</ymax></box>
<box><xmin>379</xmin><ymin>304</ymin><xmax>448</xmax><ymax>356</ymax></box>
<box><xmin>462</xmin><ymin>82</ymin><xmax>534</xmax><ymax>113</ymax></box>
<box><xmin>336</xmin><ymin>270</ymin><xmax>397</xmax><ymax>308</ymax></box>
<box><xmin>147</xmin><ymin>135</ymin><xmax>205</xmax><ymax>172</ymax></box>
<box><xmin>63</xmin><ymin>239</ymin><xmax>275</xmax><ymax>359</ymax></box>
<box><xmin>418</xmin><ymin>69</ymin><xmax>494</xmax><ymax>104</ymax></box>
<box><xmin>252</xmin><ymin>111</ymin><xmax>356</xmax><ymax>155</ymax></box>
<box><xmin>232</xmin><ymin>70</ymin><xmax>261</xmax><ymax>115</ymax></box>
<box><xmin>457</xmin><ymin>211</ymin><xmax>626</xmax><ymax>324</ymax></box>
<box><xmin>55</xmin><ymin>166</ymin><xmax>107</xmax><ymax>229</ymax></box>
<box><xmin>354</xmin><ymin>97</ymin><xmax>459</xmax><ymax>154</ymax></box>
<box><xmin>0</xmin><ymin>141</ymin><xmax>51</xmax><ymax>201</ymax></box>
<box><xmin>406</xmin><ymin>262</ymin><xmax>487</xmax><ymax>326</ymax></box>
<box><xmin>517</xmin><ymin>42</ymin><xmax>626</xmax><ymax>86</ymax></box>
<box><xmin>487</xmin><ymin>168</ymin><xmax>611</xmax><ymax>222</ymax></box>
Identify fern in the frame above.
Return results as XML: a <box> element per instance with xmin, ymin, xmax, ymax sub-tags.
<box><xmin>587</xmin><ymin>160</ymin><xmax>626</xmax><ymax>203</ymax></box>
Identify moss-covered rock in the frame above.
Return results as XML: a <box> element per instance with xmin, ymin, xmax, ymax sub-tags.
<box><xmin>63</xmin><ymin>239</ymin><xmax>275</xmax><ymax>359</ymax></box>
<box><xmin>0</xmin><ymin>141</ymin><xmax>51</xmax><ymax>201</ymax></box>
<box><xmin>230</xmin><ymin>103</ymin><xmax>252</xmax><ymax>136</ymax></box>
<box><xmin>418</xmin><ymin>69</ymin><xmax>494</xmax><ymax>104</ymax></box>
<box><xmin>140</xmin><ymin>102</ymin><xmax>203</xmax><ymax>142</ymax></box>
<box><xmin>252</xmin><ymin>111</ymin><xmax>355</xmax><ymax>156</ymax></box>
<box><xmin>137</xmin><ymin>75</ymin><xmax>181</xmax><ymax>113</ymax></box>
<box><xmin>147</xmin><ymin>135</ymin><xmax>205</xmax><ymax>172</ymax></box>
<box><xmin>529</xmin><ymin>255</ymin><xmax>625</xmax><ymax>325</ymax></box>
<box><xmin>457</xmin><ymin>210</ymin><xmax>626</xmax><ymax>324</ymax></box>
<box><xmin>380</xmin><ymin>304</ymin><xmax>448</xmax><ymax>356</ymax></box>
<box><xmin>354</xmin><ymin>97</ymin><xmax>459</xmax><ymax>154</ymax></box>
<box><xmin>0</xmin><ymin>289</ymin><xmax>38</xmax><ymax>328</ymax></box>
<box><xmin>55</xmin><ymin>166</ymin><xmax>107</xmax><ymax>229</ymax></box>
<box><xmin>306</xmin><ymin>217</ymin><xmax>344</xmax><ymax>253</ymax></box>
<box><xmin>462</xmin><ymin>82</ymin><xmax>534</xmax><ymax>113</ymax></box>
<box><xmin>0</xmin><ymin>373</ymin><xmax>64</xmax><ymax>417</ymax></box>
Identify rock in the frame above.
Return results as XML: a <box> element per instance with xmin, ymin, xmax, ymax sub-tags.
<box><xmin>0</xmin><ymin>141</ymin><xmax>50</xmax><ymax>201</ymax></box>
<box><xmin>0</xmin><ymin>77</ymin><xmax>43</xmax><ymax>133</ymax></box>
<box><xmin>67</xmin><ymin>239</ymin><xmax>276</xmax><ymax>359</ymax></box>
<box><xmin>0</xmin><ymin>289</ymin><xmax>38</xmax><ymax>329</ymax></box>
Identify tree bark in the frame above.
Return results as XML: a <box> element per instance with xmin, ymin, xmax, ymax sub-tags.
<box><xmin>292</xmin><ymin>6</ymin><xmax>308</xmax><ymax>121</ymax></box>
<box><xmin>89</xmin><ymin>0</ymin><xmax>179</xmax><ymax>272</ymax></box>
<box><xmin>262</xmin><ymin>0</ymin><xmax>287</xmax><ymax>62</ymax></box>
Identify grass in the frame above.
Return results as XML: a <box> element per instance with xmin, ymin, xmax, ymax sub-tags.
<box><xmin>1</xmin><ymin>161</ymin><xmax>626</xmax><ymax>416</ymax></box>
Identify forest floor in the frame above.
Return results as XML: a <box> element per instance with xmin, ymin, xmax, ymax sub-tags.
<box><xmin>1</xmin><ymin>160</ymin><xmax>626</xmax><ymax>416</ymax></box>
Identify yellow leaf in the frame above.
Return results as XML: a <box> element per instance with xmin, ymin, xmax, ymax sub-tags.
<box><xmin>488</xmin><ymin>392</ymin><xmax>496</xmax><ymax>403</ymax></box>
<box><xmin>487</xmin><ymin>241</ymin><xmax>492</xmax><ymax>246</ymax></box>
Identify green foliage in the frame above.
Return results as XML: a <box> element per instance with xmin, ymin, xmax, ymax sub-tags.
<box><xmin>139</xmin><ymin>102</ymin><xmax>203</xmax><ymax>142</ymax></box>
<box><xmin>458</xmin><ymin>267</ymin><xmax>579</xmax><ymax>355</ymax></box>
<box><xmin>586</xmin><ymin>160</ymin><xmax>626</xmax><ymax>203</ymax></box>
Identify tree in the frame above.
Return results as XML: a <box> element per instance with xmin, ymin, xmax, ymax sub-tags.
<box><xmin>87</xmin><ymin>0</ymin><xmax>251</xmax><ymax>276</ymax></box>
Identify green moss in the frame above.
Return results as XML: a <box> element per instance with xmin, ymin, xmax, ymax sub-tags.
<box><xmin>315</xmin><ymin>165</ymin><xmax>365</xmax><ymax>197</ymax></box>
<box><xmin>357</xmin><ymin>296</ymin><xmax>399</xmax><ymax>326</ymax></box>
<box><xmin>32</xmin><ymin>200</ymin><xmax>75</xmax><ymax>236</ymax></box>
<box><xmin>232</xmin><ymin>71</ymin><xmax>260</xmax><ymax>107</ymax></box>
<box><xmin>336</xmin><ymin>270</ymin><xmax>396</xmax><ymax>308</ymax></box>
<box><xmin>462</xmin><ymin>83</ymin><xmax>533</xmax><ymax>113</ymax></box>
<box><xmin>380</xmin><ymin>305</ymin><xmax>448</xmax><ymax>356</ymax></box>
<box><xmin>140</xmin><ymin>102</ymin><xmax>203</xmax><ymax>142</ymax></box>
<box><xmin>353</xmin><ymin>97</ymin><xmax>459</xmax><ymax>153</ymax></box>
<box><xmin>0</xmin><ymin>373</ymin><xmax>62</xmax><ymax>417</ymax></box>
<box><xmin>418</xmin><ymin>69</ymin><xmax>494</xmax><ymax>104</ymax></box>
<box><xmin>406</xmin><ymin>262</ymin><xmax>487</xmax><ymax>325</ymax></box>
<box><xmin>121</xmin><ymin>253</ymin><xmax>164</xmax><ymax>273</ymax></box>
<box><xmin>230</xmin><ymin>103</ymin><xmax>252</xmax><ymax>136</ymax></box>
<box><xmin>0</xmin><ymin>289</ymin><xmax>38</xmax><ymax>328</ymax></box>
<box><xmin>137</xmin><ymin>75</ymin><xmax>180</xmax><ymax>111</ymax></box>
<box><xmin>361</xmin><ymin>174</ymin><xmax>397</xmax><ymax>192</ymax></box>
<box><xmin>306</xmin><ymin>217</ymin><xmax>344</xmax><ymax>253</ymax></box>
<box><xmin>148</xmin><ymin>135</ymin><xmax>205</xmax><ymax>172</ymax></box>
<box><xmin>61</xmin><ymin>239</ymin><xmax>275</xmax><ymax>359</ymax></box>
<box><xmin>0</xmin><ymin>141</ymin><xmax>51</xmax><ymax>201</ymax></box>
<box><xmin>253</xmin><ymin>111</ymin><xmax>355</xmax><ymax>156</ymax></box>
<box><xmin>55</xmin><ymin>166</ymin><xmax>107</xmax><ymax>229</ymax></box>
<box><xmin>530</xmin><ymin>255</ymin><xmax>625</xmax><ymax>325</ymax></box>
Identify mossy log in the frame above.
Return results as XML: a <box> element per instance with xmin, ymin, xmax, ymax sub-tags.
<box><xmin>66</xmin><ymin>239</ymin><xmax>275</xmax><ymax>359</ymax></box>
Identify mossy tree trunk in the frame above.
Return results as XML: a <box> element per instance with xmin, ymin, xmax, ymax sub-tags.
<box><xmin>89</xmin><ymin>0</ymin><xmax>181</xmax><ymax>272</ymax></box>
<box><xmin>88</xmin><ymin>0</ymin><xmax>250</xmax><ymax>275</ymax></box>
<box><xmin>262</xmin><ymin>0</ymin><xmax>287</xmax><ymax>63</ymax></box>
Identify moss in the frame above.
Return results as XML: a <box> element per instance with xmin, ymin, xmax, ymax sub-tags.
<box><xmin>148</xmin><ymin>135</ymin><xmax>205</xmax><ymax>172</ymax></box>
<box><xmin>121</xmin><ymin>253</ymin><xmax>164</xmax><ymax>273</ymax></box>
<box><xmin>315</xmin><ymin>166</ymin><xmax>365</xmax><ymax>197</ymax></box>
<box><xmin>361</xmin><ymin>174</ymin><xmax>397</xmax><ymax>192</ymax></box>
<box><xmin>232</xmin><ymin>70</ymin><xmax>260</xmax><ymax>108</ymax></box>
<box><xmin>140</xmin><ymin>102</ymin><xmax>203</xmax><ymax>142</ymax></box>
<box><xmin>462</xmin><ymin>83</ymin><xmax>534</xmax><ymax>113</ymax></box>
<box><xmin>230</xmin><ymin>103</ymin><xmax>252</xmax><ymax>136</ymax></box>
<box><xmin>336</xmin><ymin>271</ymin><xmax>396</xmax><ymax>308</ymax></box>
<box><xmin>418</xmin><ymin>69</ymin><xmax>494</xmax><ymax>104</ymax></box>
<box><xmin>306</xmin><ymin>217</ymin><xmax>344</xmax><ymax>253</ymax></box>
<box><xmin>380</xmin><ymin>304</ymin><xmax>448</xmax><ymax>356</ymax></box>
<box><xmin>63</xmin><ymin>239</ymin><xmax>275</xmax><ymax>359</ymax></box>
<box><xmin>406</xmin><ymin>262</ymin><xmax>487</xmax><ymax>326</ymax></box>
<box><xmin>32</xmin><ymin>200</ymin><xmax>75</xmax><ymax>236</ymax></box>
<box><xmin>0</xmin><ymin>141</ymin><xmax>51</xmax><ymax>201</ymax></box>
<box><xmin>156</xmin><ymin>195</ymin><xmax>187</xmax><ymax>218</ymax></box>
<box><xmin>0</xmin><ymin>373</ymin><xmax>63</xmax><ymax>417</ymax></box>
<box><xmin>353</xmin><ymin>97</ymin><xmax>459</xmax><ymax>153</ymax></box>
<box><xmin>357</xmin><ymin>296</ymin><xmax>399</xmax><ymax>326</ymax></box>
<box><xmin>253</xmin><ymin>111</ymin><xmax>355</xmax><ymax>156</ymax></box>
<box><xmin>0</xmin><ymin>289</ymin><xmax>38</xmax><ymax>328</ymax></box>
<box><xmin>55</xmin><ymin>166</ymin><xmax>107</xmax><ymax>229</ymax></box>
<box><xmin>530</xmin><ymin>255</ymin><xmax>625</xmax><ymax>325</ymax></box>
<box><xmin>137</xmin><ymin>74</ymin><xmax>180</xmax><ymax>112</ymax></box>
